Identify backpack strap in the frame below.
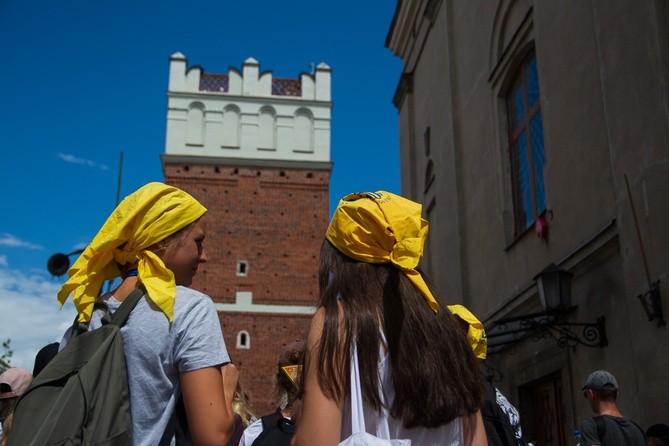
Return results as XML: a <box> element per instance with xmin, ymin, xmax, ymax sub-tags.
<box><xmin>110</xmin><ymin>286</ymin><xmax>146</xmax><ymax>326</ymax></box>
<box><xmin>594</xmin><ymin>415</ymin><xmax>606</xmax><ymax>441</ymax></box>
<box><xmin>67</xmin><ymin>286</ymin><xmax>145</xmax><ymax>341</ymax></box>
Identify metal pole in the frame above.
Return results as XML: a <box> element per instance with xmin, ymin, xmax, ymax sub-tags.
<box><xmin>106</xmin><ymin>150</ymin><xmax>124</xmax><ymax>293</ymax></box>
<box><xmin>116</xmin><ymin>151</ymin><xmax>124</xmax><ymax>206</ymax></box>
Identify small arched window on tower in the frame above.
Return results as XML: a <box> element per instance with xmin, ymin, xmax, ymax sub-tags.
<box><xmin>293</xmin><ymin>108</ymin><xmax>314</xmax><ymax>152</ymax></box>
<box><xmin>236</xmin><ymin>330</ymin><xmax>251</xmax><ymax>349</ymax></box>
<box><xmin>258</xmin><ymin>106</ymin><xmax>277</xmax><ymax>150</ymax></box>
<box><xmin>221</xmin><ymin>104</ymin><xmax>240</xmax><ymax>148</ymax></box>
<box><xmin>186</xmin><ymin>102</ymin><xmax>205</xmax><ymax>146</ymax></box>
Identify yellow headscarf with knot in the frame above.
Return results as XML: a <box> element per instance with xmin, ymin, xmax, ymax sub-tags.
<box><xmin>448</xmin><ymin>304</ymin><xmax>487</xmax><ymax>359</ymax></box>
<box><xmin>57</xmin><ymin>182</ymin><xmax>207</xmax><ymax>323</ymax></box>
<box><xmin>325</xmin><ymin>191</ymin><xmax>438</xmax><ymax>313</ymax></box>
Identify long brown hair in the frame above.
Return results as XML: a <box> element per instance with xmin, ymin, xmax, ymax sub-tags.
<box><xmin>311</xmin><ymin>240</ymin><xmax>482</xmax><ymax>428</ymax></box>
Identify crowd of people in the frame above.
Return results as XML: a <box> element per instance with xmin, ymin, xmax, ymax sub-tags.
<box><xmin>0</xmin><ymin>183</ymin><xmax>666</xmax><ymax>445</ymax></box>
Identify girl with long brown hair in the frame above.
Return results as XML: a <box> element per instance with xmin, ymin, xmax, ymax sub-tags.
<box><xmin>292</xmin><ymin>191</ymin><xmax>487</xmax><ymax>445</ymax></box>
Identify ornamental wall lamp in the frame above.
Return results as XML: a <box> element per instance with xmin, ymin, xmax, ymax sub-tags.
<box><xmin>638</xmin><ymin>280</ymin><xmax>664</xmax><ymax>327</ymax></box>
<box><xmin>487</xmin><ymin>263</ymin><xmax>608</xmax><ymax>355</ymax></box>
<box><xmin>535</xmin><ymin>263</ymin><xmax>573</xmax><ymax>311</ymax></box>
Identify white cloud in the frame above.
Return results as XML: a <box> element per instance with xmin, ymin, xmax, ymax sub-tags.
<box><xmin>0</xmin><ymin>233</ymin><xmax>43</xmax><ymax>250</ymax></box>
<box><xmin>0</xmin><ymin>267</ymin><xmax>76</xmax><ymax>370</ymax></box>
<box><xmin>57</xmin><ymin>153</ymin><xmax>109</xmax><ymax>171</ymax></box>
<box><xmin>0</xmin><ymin>255</ymin><xmax>7</xmax><ymax>267</ymax></box>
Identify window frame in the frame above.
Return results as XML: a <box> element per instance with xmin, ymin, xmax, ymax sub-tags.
<box><xmin>505</xmin><ymin>49</ymin><xmax>547</xmax><ymax>237</ymax></box>
<box><xmin>489</xmin><ymin>3</ymin><xmax>547</xmax><ymax>247</ymax></box>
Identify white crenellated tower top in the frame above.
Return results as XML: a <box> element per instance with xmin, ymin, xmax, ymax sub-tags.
<box><xmin>164</xmin><ymin>52</ymin><xmax>332</xmax><ymax>165</ymax></box>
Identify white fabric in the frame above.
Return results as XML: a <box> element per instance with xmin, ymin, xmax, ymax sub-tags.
<box><xmin>239</xmin><ymin>417</ymin><xmax>264</xmax><ymax>446</ymax></box>
<box><xmin>339</xmin><ymin>344</ymin><xmax>410</xmax><ymax>445</ymax></box>
<box><xmin>495</xmin><ymin>387</ymin><xmax>523</xmax><ymax>443</ymax></box>
<box><xmin>340</xmin><ymin>345</ymin><xmax>464</xmax><ymax>445</ymax></box>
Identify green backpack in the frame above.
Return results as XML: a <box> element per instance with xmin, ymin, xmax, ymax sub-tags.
<box><xmin>8</xmin><ymin>287</ymin><xmax>144</xmax><ymax>446</ymax></box>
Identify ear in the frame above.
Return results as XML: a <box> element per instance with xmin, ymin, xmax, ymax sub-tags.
<box><xmin>151</xmin><ymin>240</ymin><xmax>167</xmax><ymax>252</ymax></box>
<box><xmin>148</xmin><ymin>240</ymin><xmax>170</xmax><ymax>261</ymax></box>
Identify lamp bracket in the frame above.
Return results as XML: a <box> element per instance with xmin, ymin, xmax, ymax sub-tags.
<box><xmin>527</xmin><ymin>315</ymin><xmax>608</xmax><ymax>351</ymax></box>
<box><xmin>489</xmin><ymin>308</ymin><xmax>607</xmax><ymax>354</ymax></box>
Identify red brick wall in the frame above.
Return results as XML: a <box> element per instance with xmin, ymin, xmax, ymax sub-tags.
<box><xmin>164</xmin><ymin>161</ymin><xmax>330</xmax><ymax>414</ymax></box>
<box><xmin>220</xmin><ymin>312</ymin><xmax>313</xmax><ymax>414</ymax></box>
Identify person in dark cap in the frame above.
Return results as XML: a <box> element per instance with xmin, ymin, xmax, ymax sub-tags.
<box><xmin>579</xmin><ymin>370</ymin><xmax>645</xmax><ymax>445</ymax></box>
<box><xmin>646</xmin><ymin>423</ymin><xmax>669</xmax><ymax>446</ymax></box>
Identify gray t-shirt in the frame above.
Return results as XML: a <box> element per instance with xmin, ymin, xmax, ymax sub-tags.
<box><xmin>89</xmin><ymin>286</ymin><xmax>230</xmax><ymax>446</ymax></box>
<box><xmin>580</xmin><ymin>415</ymin><xmax>646</xmax><ymax>446</ymax></box>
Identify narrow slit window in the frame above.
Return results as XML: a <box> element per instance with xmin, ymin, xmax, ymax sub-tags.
<box><xmin>236</xmin><ymin>260</ymin><xmax>249</xmax><ymax>277</ymax></box>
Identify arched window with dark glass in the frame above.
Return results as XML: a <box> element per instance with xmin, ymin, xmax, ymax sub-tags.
<box><xmin>236</xmin><ymin>330</ymin><xmax>250</xmax><ymax>349</ymax></box>
<box><xmin>507</xmin><ymin>50</ymin><xmax>546</xmax><ymax>236</ymax></box>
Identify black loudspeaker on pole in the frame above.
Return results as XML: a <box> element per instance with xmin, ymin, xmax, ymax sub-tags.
<box><xmin>47</xmin><ymin>249</ymin><xmax>84</xmax><ymax>277</ymax></box>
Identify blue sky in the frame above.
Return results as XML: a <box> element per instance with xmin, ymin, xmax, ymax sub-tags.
<box><xmin>0</xmin><ymin>1</ymin><xmax>402</xmax><ymax>369</ymax></box>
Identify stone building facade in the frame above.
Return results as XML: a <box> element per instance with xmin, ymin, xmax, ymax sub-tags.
<box><xmin>162</xmin><ymin>53</ymin><xmax>332</xmax><ymax>413</ymax></box>
<box><xmin>387</xmin><ymin>1</ymin><xmax>668</xmax><ymax>444</ymax></box>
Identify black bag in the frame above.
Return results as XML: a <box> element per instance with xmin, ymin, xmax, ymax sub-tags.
<box><xmin>251</xmin><ymin>411</ymin><xmax>295</xmax><ymax>446</ymax></box>
<box><xmin>481</xmin><ymin>380</ymin><xmax>519</xmax><ymax>446</ymax></box>
<box><xmin>8</xmin><ymin>287</ymin><xmax>144</xmax><ymax>446</ymax></box>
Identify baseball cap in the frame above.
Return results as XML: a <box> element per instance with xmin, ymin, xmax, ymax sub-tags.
<box><xmin>582</xmin><ymin>370</ymin><xmax>618</xmax><ymax>391</ymax></box>
<box><xmin>0</xmin><ymin>367</ymin><xmax>32</xmax><ymax>399</ymax></box>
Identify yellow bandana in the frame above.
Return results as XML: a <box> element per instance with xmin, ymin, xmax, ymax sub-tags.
<box><xmin>57</xmin><ymin>182</ymin><xmax>207</xmax><ymax>323</ymax></box>
<box><xmin>326</xmin><ymin>191</ymin><xmax>438</xmax><ymax>313</ymax></box>
<box><xmin>448</xmin><ymin>304</ymin><xmax>487</xmax><ymax>359</ymax></box>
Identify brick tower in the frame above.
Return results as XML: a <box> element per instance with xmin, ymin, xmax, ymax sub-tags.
<box><xmin>162</xmin><ymin>52</ymin><xmax>332</xmax><ymax>413</ymax></box>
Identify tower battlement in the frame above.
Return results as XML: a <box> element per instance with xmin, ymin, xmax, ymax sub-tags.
<box><xmin>165</xmin><ymin>53</ymin><xmax>332</xmax><ymax>164</ymax></box>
